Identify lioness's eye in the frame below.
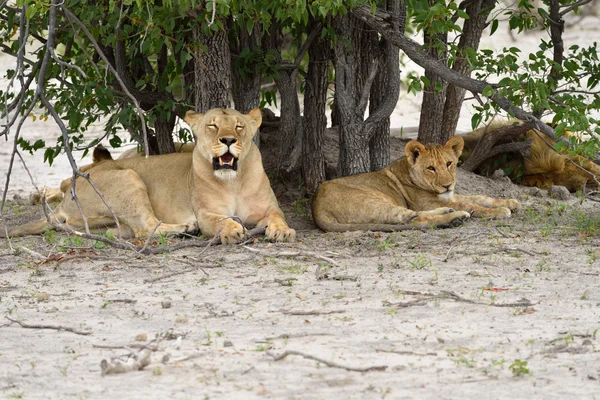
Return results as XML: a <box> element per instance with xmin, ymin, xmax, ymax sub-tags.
<box><xmin>447</xmin><ymin>161</ymin><xmax>452</xmax><ymax>167</ymax></box>
<box><xmin>236</xmin><ymin>125</ymin><xmax>244</xmax><ymax>131</ymax></box>
<box><xmin>428</xmin><ymin>166</ymin><xmax>436</xmax><ymax>172</ymax></box>
<box><xmin>207</xmin><ymin>124</ymin><xmax>217</xmax><ymax>129</ymax></box>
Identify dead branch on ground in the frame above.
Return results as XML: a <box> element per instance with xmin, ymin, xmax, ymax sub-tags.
<box><xmin>389</xmin><ymin>290</ymin><xmax>533</xmax><ymax>308</ymax></box>
<box><xmin>243</xmin><ymin>246</ymin><xmax>341</xmax><ymax>267</ymax></box>
<box><xmin>460</xmin><ymin>123</ymin><xmax>533</xmax><ymax>172</ymax></box>
<box><xmin>267</xmin><ymin>349</ymin><xmax>388</xmax><ymax>372</ymax></box>
<box><xmin>5</xmin><ymin>315</ymin><xmax>92</xmax><ymax>335</ymax></box>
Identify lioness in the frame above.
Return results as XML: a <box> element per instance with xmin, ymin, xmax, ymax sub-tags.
<box><xmin>2</xmin><ymin>108</ymin><xmax>296</xmax><ymax>244</ymax></box>
<box><xmin>460</xmin><ymin>122</ymin><xmax>600</xmax><ymax>192</ymax></box>
<box><xmin>312</xmin><ymin>136</ymin><xmax>520</xmax><ymax>232</ymax></box>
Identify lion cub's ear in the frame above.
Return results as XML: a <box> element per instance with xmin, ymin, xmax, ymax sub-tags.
<box><xmin>445</xmin><ymin>136</ymin><xmax>464</xmax><ymax>158</ymax></box>
<box><xmin>405</xmin><ymin>140</ymin><xmax>426</xmax><ymax>166</ymax></box>
<box><xmin>248</xmin><ymin>108</ymin><xmax>263</xmax><ymax>129</ymax></box>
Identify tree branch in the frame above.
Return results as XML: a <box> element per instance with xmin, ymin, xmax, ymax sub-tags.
<box><xmin>559</xmin><ymin>0</ymin><xmax>592</xmax><ymax>16</ymax></box>
<box><xmin>351</xmin><ymin>5</ymin><xmax>568</xmax><ymax>146</ymax></box>
<box><xmin>61</xmin><ymin>4</ymin><xmax>151</xmax><ymax>156</ymax></box>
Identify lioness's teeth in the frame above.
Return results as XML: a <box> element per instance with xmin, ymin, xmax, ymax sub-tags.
<box><xmin>219</xmin><ymin>158</ymin><xmax>224</xmax><ymax>166</ymax></box>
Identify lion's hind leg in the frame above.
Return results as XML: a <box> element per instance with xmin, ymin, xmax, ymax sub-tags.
<box><xmin>63</xmin><ymin>169</ymin><xmax>197</xmax><ymax>238</ymax></box>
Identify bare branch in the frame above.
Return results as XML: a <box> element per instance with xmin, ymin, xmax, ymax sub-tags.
<box><xmin>560</xmin><ymin>0</ymin><xmax>593</xmax><ymax>16</ymax></box>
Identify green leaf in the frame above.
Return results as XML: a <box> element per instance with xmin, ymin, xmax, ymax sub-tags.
<box><xmin>482</xmin><ymin>85</ymin><xmax>494</xmax><ymax>97</ymax></box>
<box><xmin>471</xmin><ymin>113</ymin><xmax>482</xmax><ymax>130</ymax></box>
<box><xmin>490</xmin><ymin>19</ymin><xmax>499</xmax><ymax>36</ymax></box>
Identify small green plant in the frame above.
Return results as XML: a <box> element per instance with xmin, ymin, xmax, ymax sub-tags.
<box><xmin>254</xmin><ymin>344</ymin><xmax>270</xmax><ymax>352</ymax></box>
<box><xmin>509</xmin><ymin>359</ymin><xmax>531</xmax><ymax>377</ymax></box>
<box><xmin>580</xmin><ymin>290</ymin><xmax>589</xmax><ymax>300</ymax></box>
<box><xmin>42</xmin><ymin>228</ymin><xmax>59</xmax><ymax>244</ymax></box>
<box><xmin>292</xmin><ymin>198</ymin><xmax>311</xmax><ymax>219</ymax></box>
<box><xmin>375</xmin><ymin>236</ymin><xmax>395</xmax><ymax>252</ymax></box>
<box><xmin>407</xmin><ymin>253</ymin><xmax>432</xmax><ymax>270</ymax></box>
<box><xmin>535</xmin><ymin>260</ymin><xmax>551</xmax><ymax>273</ymax></box>
<box><xmin>153</xmin><ymin>367</ymin><xmax>162</xmax><ymax>376</ymax></box>
<box><xmin>156</xmin><ymin>233</ymin><xmax>169</xmax><ymax>246</ymax></box>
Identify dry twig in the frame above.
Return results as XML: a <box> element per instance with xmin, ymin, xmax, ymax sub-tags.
<box><xmin>5</xmin><ymin>315</ymin><xmax>92</xmax><ymax>335</ymax></box>
<box><xmin>267</xmin><ymin>350</ymin><xmax>387</xmax><ymax>372</ymax></box>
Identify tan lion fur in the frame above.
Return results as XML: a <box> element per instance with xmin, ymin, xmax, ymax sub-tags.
<box><xmin>4</xmin><ymin>108</ymin><xmax>295</xmax><ymax>244</ymax></box>
<box><xmin>312</xmin><ymin>136</ymin><xmax>520</xmax><ymax>232</ymax></box>
<box><xmin>460</xmin><ymin>121</ymin><xmax>600</xmax><ymax>192</ymax></box>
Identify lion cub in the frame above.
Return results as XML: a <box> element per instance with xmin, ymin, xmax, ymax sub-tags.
<box><xmin>312</xmin><ymin>136</ymin><xmax>520</xmax><ymax>232</ymax></box>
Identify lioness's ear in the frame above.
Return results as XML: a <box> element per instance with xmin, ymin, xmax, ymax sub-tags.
<box><xmin>405</xmin><ymin>140</ymin><xmax>425</xmax><ymax>165</ymax></box>
<box><xmin>445</xmin><ymin>136</ymin><xmax>464</xmax><ymax>157</ymax></box>
<box><xmin>184</xmin><ymin>110</ymin><xmax>203</xmax><ymax>125</ymax></box>
<box><xmin>248</xmin><ymin>108</ymin><xmax>262</xmax><ymax>128</ymax></box>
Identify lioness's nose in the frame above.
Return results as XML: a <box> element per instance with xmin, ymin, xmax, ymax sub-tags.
<box><xmin>219</xmin><ymin>137</ymin><xmax>237</xmax><ymax>146</ymax></box>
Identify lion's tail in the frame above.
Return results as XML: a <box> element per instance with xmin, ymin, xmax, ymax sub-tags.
<box><xmin>0</xmin><ymin>218</ymin><xmax>52</xmax><ymax>238</ymax></box>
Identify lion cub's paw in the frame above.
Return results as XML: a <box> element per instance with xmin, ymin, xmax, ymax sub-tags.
<box><xmin>422</xmin><ymin>207</ymin><xmax>455</xmax><ymax>215</ymax></box>
<box><xmin>505</xmin><ymin>199</ymin><xmax>520</xmax><ymax>211</ymax></box>
<box><xmin>218</xmin><ymin>220</ymin><xmax>247</xmax><ymax>244</ymax></box>
<box><xmin>449</xmin><ymin>210</ymin><xmax>471</xmax><ymax>224</ymax></box>
<box><xmin>266</xmin><ymin>224</ymin><xmax>296</xmax><ymax>243</ymax></box>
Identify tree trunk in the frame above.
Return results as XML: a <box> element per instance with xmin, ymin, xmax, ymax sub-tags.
<box><xmin>334</xmin><ymin>5</ymin><xmax>401</xmax><ymax>176</ymax></box>
<box><xmin>302</xmin><ymin>17</ymin><xmax>329</xmax><ymax>193</ymax></box>
<box><xmin>417</xmin><ymin>31</ymin><xmax>447</xmax><ymax>144</ymax></box>
<box><xmin>193</xmin><ymin>26</ymin><xmax>231</xmax><ymax>112</ymax></box>
<box><xmin>334</xmin><ymin>15</ymin><xmax>375</xmax><ymax>176</ymax></box>
<box><xmin>229</xmin><ymin>22</ymin><xmax>261</xmax><ymax>113</ymax></box>
<box><xmin>369</xmin><ymin>0</ymin><xmax>405</xmax><ymax>171</ymax></box>
<box><xmin>154</xmin><ymin>112</ymin><xmax>176</xmax><ymax>154</ymax></box>
<box><xmin>441</xmin><ymin>0</ymin><xmax>495</xmax><ymax>138</ymax></box>
<box><xmin>276</xmin><ymin>66</ymin><xmax>303</xmax><ymax>172</ymax></box>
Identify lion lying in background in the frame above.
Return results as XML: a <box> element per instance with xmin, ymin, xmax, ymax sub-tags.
<box><xmin>312</xmin><ymin>136</ymin><xmax>520</xmax><ymax>232</ymax></box>
<box><xmin>460</xmin><ymin>122</ymin><xmax>600</xmax><ymax>192</ymax></box>
<box><xmin>4</xmin><ymin>108</ymin><xmax>295</xmax><ymax>243</ymax></box>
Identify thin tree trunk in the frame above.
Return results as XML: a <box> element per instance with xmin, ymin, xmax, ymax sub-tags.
<box><xmin>154</xmin><ymin>113</ymin><xmax>176</xmax><ymax>154</ymax></box>
<box><xmin>369</xmin><ymin>0</ymin><xmax>405</xmax><ymax>171</ymax></box>
<box><xmin>417</xmin><ymin>32</ymin><xmax>447</xmax><ymax>144</ymax></box>
<box><xmin>302</xmin><ymin>17</ymin><xmax>329</xmax><ymax>193</ymax></box>
<box><xmin>230</xmin><ymin>21</ymin><xmax>261</xmax><ymax>113</ymax></box>
<box><xmin>276</xmin><ymin>66</ymin><xmax>303</xmax><ymax>171</ymax></box>
<box><xmin>441</xmin><ymin>0</ymin><xmax>495</xmax><ymax>139</ymax></box>
<box><xmin>193</xmin><ymin>26</ymin><xmax>231</xmax><ymax>112</ymax></box>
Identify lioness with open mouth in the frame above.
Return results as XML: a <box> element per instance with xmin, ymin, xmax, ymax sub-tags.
<box><xmin>312</xmin><ymin>136</ymin><xmax>520</xmax><ymax>232</ymax></box>
<box><xmin>2</xmin><ymin>108</ymin><xmax>296</xmax><ymax>244</ymax></box>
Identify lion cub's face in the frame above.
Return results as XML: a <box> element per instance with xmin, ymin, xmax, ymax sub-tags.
<box><xmin>404</xmin><ymin>136</ymin><xmax>464</xmax><ymax>198</ymax></box>
<box><xmin>185</xmin><ymin>108</ymin><xmax>262</xmax><ymax>179</ymax></box>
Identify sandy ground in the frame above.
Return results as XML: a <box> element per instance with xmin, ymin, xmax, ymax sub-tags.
<box><xmin>1</xmin><ymin>12</ymin><xmax>600</xmax><ymax>400</ymax></box>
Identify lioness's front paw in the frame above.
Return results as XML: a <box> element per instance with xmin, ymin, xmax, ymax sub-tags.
<box><xmin>218</xmin><ymin>220</ymin><xmax>247</xmax><ymax>244</ymax></box>
<box><xmin>184</xmin><ymin>221</ymin><xmax>200</xmax><ymax>236</ymax></box>
<box><xmin>266</xmin><ymin>224</ymin><xmax>296</xmax><ymax>242</ymax></box>
<box><xmin>505</xmin><ymin>199</ymin><xmax>520</xmax><ymax>211</ymax></box>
